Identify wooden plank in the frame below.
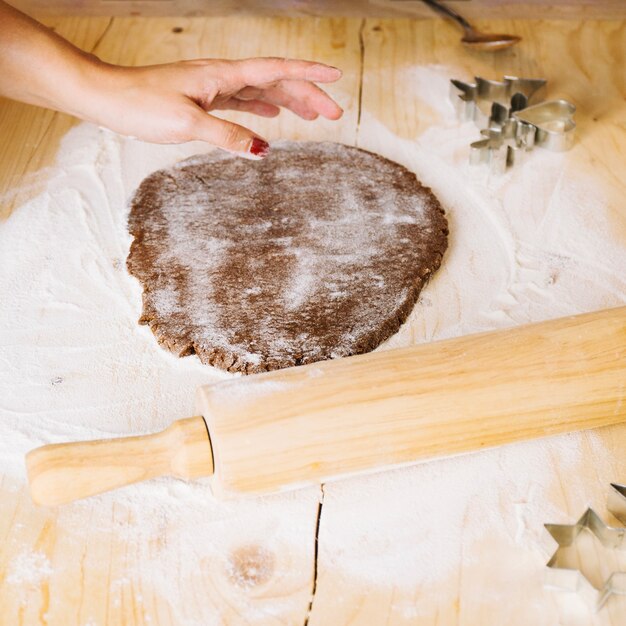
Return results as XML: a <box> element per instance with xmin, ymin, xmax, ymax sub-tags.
<box><xmin>10</xmin><ymin>0</ymin><xmax>626</xmax><ymax>19</ymax></box>
<box><xmin>92</xmin><ymin>16</ymin><xmax>361</xmax><ymax>144</ymax></box>
<box><xmin>1</xmin><ymin>13</ymin><xmax>625</xmax><ymax>626</ymax></box>
<box><xmin>0</xmin><ymin>474</ymin><xmax>321</xmax><ymax>625</ymax></box>
<box><xmin>308</xmin><ymin>427</ymin><xmax>626</xmax><ymax>625</ymax></box>
<box><xmin>0</xmin><ymin>15</ymin><xmax>362</xmax><ymax>626</ymax></box>
<box><xmin>309</xmin><ymin>17</ymin><xmax>626</xmax><ymax>626</ymax></box>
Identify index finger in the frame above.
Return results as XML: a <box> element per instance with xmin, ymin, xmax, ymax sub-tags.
<box><xmin>232</xmin><ymin>57</ymin><xmax>342</xmax><ymax>87</ymax></box>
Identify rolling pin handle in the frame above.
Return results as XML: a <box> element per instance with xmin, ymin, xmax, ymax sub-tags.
<box><xmin>26</xmin><ymin>416</ymin><xmax>214</xmax><ymax>506</ymax></box>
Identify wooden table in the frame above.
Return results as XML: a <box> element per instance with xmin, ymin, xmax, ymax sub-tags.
<box><xmin>1</xmin><ymin>14</ymin><xmax>625</xmax><ymax>625</ymax></box>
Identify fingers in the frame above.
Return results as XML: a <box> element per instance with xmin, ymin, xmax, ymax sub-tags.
<box><xmin>276</xmin><ymin>80</ymin><xmax>343</xmax><ymax>120</ymax></box>
<box><xmin>238</xmin><ymin>81</ymin><xmax>343</xmax><ymax>120</ymax></box>
<box><xmin>183</xmin><ymin>57</ymin><xmax>343</xmax><ymax>121</ymax></box>
<box><xmin>191</xmin><ymin>111</ymin><xmax>270</xmax><ymax>159</ymax></box>
<box><xmin>237</xmin><ymin>84</ymin><xmax>316</xmax><ymax>120</ymax></box>
<box><xmin>212</xmin><ymin>98</ymin><xmax>280</xmax><ymax>118</ymax></box>
<box><xmin>231</xmin><ymin>57</ymin><xmax>342</xmax><ymax>87</ymax></box>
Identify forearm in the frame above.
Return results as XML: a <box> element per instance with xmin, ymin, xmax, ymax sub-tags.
<box><xmin>0</xmin><ymin>1</ymin><xmax>98</xmax><ymax>114</ymax></box>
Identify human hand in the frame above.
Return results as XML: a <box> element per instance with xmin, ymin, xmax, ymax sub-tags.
<box><xmin>0</xmin><ymin>2</ymin><xmax>343</xmax><ymax>158</ymax></box>
<box><xmin>75</xmin><ymin>57</ymin><xmax>344</xmax><ymax>158</ymax></box>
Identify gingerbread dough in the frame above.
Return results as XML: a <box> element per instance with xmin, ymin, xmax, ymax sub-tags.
<box><xmin>127</xmin><ymin>141</ymin><xmax>448</xmax><ymax>374</ymax></box>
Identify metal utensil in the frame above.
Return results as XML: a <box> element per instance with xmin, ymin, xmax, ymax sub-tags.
<box><xmin>421</xmin><ymin>0</ymin><xmax>521</xmax><ymax>51</ymax></box>
<box><xmin>544</xmin><ymin>484</ymin><xmax>626</xmax><ymax>610</ymax></box>
<box><xmin>513</xmin><ymin>99</ymin><xmax>577</xmax><ymax>152</ymax></box>
<box><xmin>450</xmin><ymin>75</ymin><xmax>576</xmax><ymax>172</ymax></box>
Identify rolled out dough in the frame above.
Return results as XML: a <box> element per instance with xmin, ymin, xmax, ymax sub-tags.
<box><xmin>127</xmin><ymin>141</ymin><xmax>448</xmax><ymax>373</ymax></box>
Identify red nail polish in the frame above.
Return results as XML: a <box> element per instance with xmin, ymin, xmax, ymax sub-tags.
<box><xmin>250</xmin><ymin>137</ymin><xmax>270</xmax><ymax>157</ymax></box>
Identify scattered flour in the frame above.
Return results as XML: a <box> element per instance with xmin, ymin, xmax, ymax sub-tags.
<box><xmin>6</xmin><ymin>550</ymin><xmax>53</xmax><ymax>586</ymax></box>
<box><xmin>0</xmin><ymin>63</ymin><xmax>625</xmax><ymax>623</ymax></box>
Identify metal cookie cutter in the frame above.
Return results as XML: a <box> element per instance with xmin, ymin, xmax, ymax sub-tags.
<box><xmin>513</xmin><ymin>99</ymin><xmax>576</xmax><ymax>152</ymax></box>
<box><xmin>468</xmin><ymin>94</ymin><xmax>538</xmax><ymax>174</ymax></box>
<box><xmin>450</xmin><ymin>75</ymin><xmax>575</xmax><ymax>172</ymax></box>
<box><xmin>544</xmin><ymin>484</ymin><xmax>626</xmax><ymax>610</ymax></box>
<box><xmin>469</xmin><ymin>132</ymin><xmax>527</xmax><ymax>174</ymax></box>
<box><xmin>450</xmin><ymin>75</ymin><xmax>546</xmax><ymax>126</ymax></box>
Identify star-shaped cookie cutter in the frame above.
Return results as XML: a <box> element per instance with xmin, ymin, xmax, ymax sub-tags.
<box><xmin>450</xmin><ymin>75</ymin><xmax>575</xmax><ymax>172</ymax></box>
<box><xmin>544</xmin><ymin>484</ymin><xmax>626</xmax><ymax>610</ymax></box>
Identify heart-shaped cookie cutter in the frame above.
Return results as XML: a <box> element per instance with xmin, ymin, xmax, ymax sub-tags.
<box><xmin>513</xmin><ymin>99</ymin><xmax>576</xmax><ymax>152</ymax></box>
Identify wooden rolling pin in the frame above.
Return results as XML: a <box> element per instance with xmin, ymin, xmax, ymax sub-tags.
<box><xmin>27</xmin><ymin>306</ymin><xmax>626</xmax><ymax>506</ymax></box>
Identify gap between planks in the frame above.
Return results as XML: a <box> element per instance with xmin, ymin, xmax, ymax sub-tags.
<box><xmin>304</xmin><ymin>484</ymin><xmax>325</xmax><ymax>626</ymax></box>
<box><xmin>89</xmin><ymin>16</ymin><xmax>114</xmax><ymax>55</ymax></box>
<box><xmin>355</xmin><ymin>17</ymin><xmax>366</xmax><ymax>145</ymax></box>
<box><xmin>305</xmin><ymin>20</ymin><xmax>365</xmax><ymax>620</ymax></box>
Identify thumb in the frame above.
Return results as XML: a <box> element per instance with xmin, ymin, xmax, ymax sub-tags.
<box><xmin>193</xmin><ymin>113</ymin><xmax>270</xmax><ymax>159</ymax></box>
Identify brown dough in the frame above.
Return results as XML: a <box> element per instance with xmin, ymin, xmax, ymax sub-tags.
<box><xmin>127</xmin><ymin>141</ymin><xmax>448</xmax><ymax>374</ymax></box>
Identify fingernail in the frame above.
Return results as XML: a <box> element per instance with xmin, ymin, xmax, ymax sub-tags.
<box><xmin>249</xmin><ymin>137</ymin><xmax>270</xmax><ymax>158</ymax></box>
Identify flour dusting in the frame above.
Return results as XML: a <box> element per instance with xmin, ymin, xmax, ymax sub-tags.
<box><xmin>6</xmin><ymin>550</ymin><xmax>53</xmax><ymax>586</ymax></box>
<box><xmin>1</xmin><ymin>62</ymin><xmax>625</xmax><ymax>624</ymax></box>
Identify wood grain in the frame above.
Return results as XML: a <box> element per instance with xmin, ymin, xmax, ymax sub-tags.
<box><xmin>1</xmin><ymin>14</ymin><xmax>625</xmax><ymax>626</ymax></box>
<box><xmin>311</xmin><ymin>16</ymin><xmax>626</xmax><ymax>626</ymax></box>
<box><xmin>0</xmin><ymin>16</ymin><xmax>362</xmax><ymax>625</ymax></box>
<box><xmin>27</xmin><ymin>416</ymin><xmax>213</xmax><ymax>506</ymax></box>
<box><xmin>0</xmin><ymin>474</ymin><xmax>321</xmax><ymax>625</ymax></box>
<box><xmin>10</xmin><ymin>0</ymin><xmax>626</xmax><ymax>19</ymax></box>
<box><xmin>196</xmin><ymin>307</ymin><xmax>626</xmax><ymax>496</ymax></box>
